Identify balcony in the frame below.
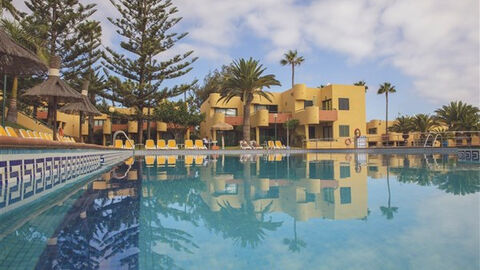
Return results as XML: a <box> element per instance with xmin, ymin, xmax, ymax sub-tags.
<box><xmin>225</xmin><ymin>116</ymin><xmax>243</xmax><ymax>126</ymax></box>
<box><xmin>318</xmin><ymin>109</ymin><xmax>337</xmax><ymax>121</ymax></box>
<box><xmin>268</xmin><ymin>113</ymin><xmax>291</xmax><ymax>123</ymax></box>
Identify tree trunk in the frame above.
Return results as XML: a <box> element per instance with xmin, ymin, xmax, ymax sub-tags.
<box><xmin>291</xmin><ymin>64</ymin><xmax>294</xmax><ymax>88</ymax></box>
<box><xmin>52</xmin><ymin>96</ymin><xmax>58</xmax><ymax>141</ymax></box>
<box><xmin>6</xmin><ymin>76</ymin><xmax>18</xmax><ymax>122</ymax></box>
<box><xmin>79</xmin><ymin>111</ymin><xmax>83</xmax><ymax>143</ymax></box>
<box><xmin>88</xmin><ymin>94</ymin><xmax>95</xmax><ymax>143</ymax></box>
<box><xmin>385</xmin><ymin>91</ymin><xmax>389</xmax><ymax>146</ymax></box>
<box><xmin>243</xmin><ymin>100</ymin><xmax>252</xmax><ymax>141</ymax></box>
<box><xmin>137</xmin><ymin>116</ymin><xmax>143</xmax><ymax>147</ymax></box>
<box><xmin>146</xmin><ymin>106</ymin><xmax>151</xmax><ymax>140</ymax></box>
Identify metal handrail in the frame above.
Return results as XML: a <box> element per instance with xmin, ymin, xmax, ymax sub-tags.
<box><xmin>112</xmin><ymin>130</ymin><xmax>134</xmax><ymax>148</ymax></box>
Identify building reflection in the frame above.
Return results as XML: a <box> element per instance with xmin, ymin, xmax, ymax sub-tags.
<box><xmin>198</xmin><ymin>153</ymin><xmax>368</xmax><ymax>222</ymax></box>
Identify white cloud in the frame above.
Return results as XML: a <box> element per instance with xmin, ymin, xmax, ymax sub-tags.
<box><xmin>174</xmin><ymin>0</ymin><xmax>479</xmax><ymax>104</ymax></box>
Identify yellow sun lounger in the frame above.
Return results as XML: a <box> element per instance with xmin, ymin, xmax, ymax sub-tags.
<box><xmin>5</xmin><ymin>127</ymin><xmax>18</xmax><ymax>137</ymax></box>
<box><xmin>184</xmin><ymin>140</ymin><xmax>195</xmax><ymax>149</ymax></box>
<box><xmin>167</xmin><ymin>140</ymin><xmax>178</xmax><ymax>149</ymax></box>
<box><xmin>275</xmin><ymin>141</ymin><xmax>286</xmax><ymax>149</ymax></box>
<box><xmin>125</xmin><ymin>140</ymin><xmax>135</xmax><ymax>149</ymax></box>
<box><xmin>267</xmin><ymin>141</ymin><xmax>275</xmax><ymax>149</ymax></box>
<box><xmin>32</xmin><ymin>131</ymin><xmax>42</xmax><ymax>139</ymax></box>
<box><xmin>18</xmin><ymin>129</ymin><xmax>30</xmax><ymax>138</ymax></box>
<box><xmin>195</xmin><ymin>140</ymin><xmax>207</xmax><ymax>149</ymax></box>
<box><xmin>145</xmin><ymin>139</ymin><xmax>156</xmax><ymax>150</ymax></box>
<box><xmin>0</xmin><ymin>126</ymin><xmax>8</xmax><ymax>136</ymax></box>
<box><xmin>157</xmin><ymin>139</ymin><xmax>167</xmax><ymax>149</ymax></box>
<box><xmin>114</xmin><ymin>139</ymin><xmax>124</xmax><ymax>148</ymax></box>
<box><xmin>195</xmin><ymin>155</ymin><xmax>204</xmax><ymax>165</ymax></box>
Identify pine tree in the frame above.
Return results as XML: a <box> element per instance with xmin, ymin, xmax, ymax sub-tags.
<box><xmin>103</xmin><ymin>0</ymin><xmax>198</xmax><ymax>145</ymax></box>
<box><xmin>22</xmin><ymin>0</ymin><xmax>96</xmax><ymax>127</ymax></box>
<box><xmin>63</xmin><ymin>20</ymin><xmax>105</xmax><ymax>143</ymax></box>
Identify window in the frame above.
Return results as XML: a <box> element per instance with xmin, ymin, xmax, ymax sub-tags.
<box><xmin>322</xmin><ymin>99</ymin><xmax>332</xmax><ymax>110</ymax></box>
<box><xmin>368</xmin><ymin>128</ymin><xmax>377</xmax><ymax>134</ymax></box>
<box><xmin>338</xmin><ymin>98</ymin><xmax>349</xmax><ymax>110</ymax></box>
<box><xmin>339</xmin><ymin>125</ymin><xmax>350</xmax><ymax>137</ymax></box>
<box><xmin>340</xmin><ymin>165</ymin><xmax>351</xmax><ymax>178</ymax></box>
<box><xmin>254</xmin><ymin>104</ymin><xmax>278</xmax><ymax>113</ymax></box>
<box><xmin>94</xmin><ymin>120</ymin><xmax>105</xmax><ymax>126</ymax></box>
<box><xmin>340</xmin><ymin>187</ymin><xmax>351</xmax><ymax>204</ymax></box>
<box><xmin>308</xmin><ymin>126</ymin><xmax>316</xmax><ymax>138</ymax></box>
<box><xmin>215</xmin><ymin>108</ymin><xmax>237</xmax><ymax>116</ymax></box>
<box><xmin>322</xmin><ymin>125</ymin><xmax>333</xmax><ymax>139</ymax></box>
<box><xmin>304</xmin><ymin>100</ymin><xmax>314</xmax><ymax>108</ymax></box>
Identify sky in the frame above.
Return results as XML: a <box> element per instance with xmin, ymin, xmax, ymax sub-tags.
<box><xmin>12</xmin><ymin>0</ymin><xmax>480</xmax><ymax>120</ymax></box>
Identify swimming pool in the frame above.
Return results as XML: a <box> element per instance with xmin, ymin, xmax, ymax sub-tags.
<box><xmin>0</xmin><ymin>153</ymin><xmax>478</xmax><ymax>269</ymax></box>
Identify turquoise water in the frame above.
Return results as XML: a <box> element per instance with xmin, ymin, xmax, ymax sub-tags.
<box><xmin>0</xmin><ymin>154</ymin><xmax>478</xmax><ymax>270</ymax></box>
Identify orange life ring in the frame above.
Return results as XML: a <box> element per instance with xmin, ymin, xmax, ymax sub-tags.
<box><xmin>345</xmin><ymin>138</ymin><xmax>352</xmax><ymax>146</ymax></box>
<box><xmin>354</xmin><ymin>128</ymin><xmax>361</xmax><ymax>138</ymax></box>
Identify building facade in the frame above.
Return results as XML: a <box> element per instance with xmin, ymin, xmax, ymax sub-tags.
<box><xmin>200</xmin><ymin>83</ymin><xmax>366</xmax><ymax>149</ymax></box>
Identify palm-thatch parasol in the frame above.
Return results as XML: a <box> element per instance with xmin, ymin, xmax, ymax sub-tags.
<box><xmin>22</xmin><ymin>56</ymin><xmax>82</xmax><ymax>140</ymax></box>
<box><xmin>0</xmin><ymin>28</ymin><xmax>47</xmax><ymax>126</ymax></box>
<box><xmin>212</xmin><ymin>122</ymin><xmax>233</xmax><ymax>149</ymax></box>
<box><xmin>59</xmin><ymin>80</ymin><xmax>102</xmax><ymax>142</ymax></box>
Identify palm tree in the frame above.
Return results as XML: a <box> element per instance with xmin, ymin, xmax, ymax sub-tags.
<box><xmin>280</xmin><ymin>50</ymin><xmax>304</xmax><ymax>88</ymax></box>
<box><xmin>390</xmin><ymin>115</ymin><xmax>413</xmax><ymax>144</ymax></box>
<box><xmin>411</xmin><ymin>114</ymin><xmax>438</xmax><ymax>139</ymax></box>
<box><xmin>435</xmin><ymin>101</ymin><xmax>479</xmax><ymax>131</ymax></box>
<box><xmin>377</xmin><ymin>82</ymin><xmax>397</xmax><ymax>146</ymax></box>
<box><xmin>219</xmin><ymin>58</ymin><xmax>281</xmax><ymax>142</ymax></box>
<box><xmin>354</xmin><ymin>80</ymin><xmax>368</xmax><ymax>92</ymax></box>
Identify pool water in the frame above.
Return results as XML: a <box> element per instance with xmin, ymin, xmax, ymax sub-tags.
<box><xmin>0</xmin><ymin>153</ymin><xmax>478</xmax><ymax>270</ymax></box>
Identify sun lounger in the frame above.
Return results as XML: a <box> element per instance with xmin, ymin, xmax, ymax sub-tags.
<box><xmin>145</xmin><ymin>139</ymin><xmax>156</xmax><ymax>150</ymax></box>
<box><xmin>275</xmin><ymin>140</ymin><xmax>286</xmax><ymax>149</ymax></box>
<box><xmin>114</xmin><ymin>139</ymin><xmax>124</xmax><ymax>148</ymax></box>
<box><xmin>167</xmin><ymin>140</ymin><xmax>178</xmax><ymax>149</ymax></box>
<box><xmin>5</xmin><ymin>127</ymin><xmax>18</xmax><ymax>137</ymax></box>
<box><xmin>184</xmin><ymin>139</ymin><xmax>195</xmax><ymax>149</ymax></box>
<box><xmin>250</xmin><ymin>140</ymin><xmax>263</xmax><ymax>149</ymax></box>
<box><xmin>195</xmin><ymin>140</ymin><xmax>207</xmax><ymax>149</ymax></box>
<box><xmin>195</xmin><ymin>155</ymin><xmax>204</xmax><ymax>165</ymax></box>
<box><xmin>240</xmin><ymin>140</ymin><xmax>252</xmax><ymax>150</ymax></box>
<box><xmin>157</xmin><ymin>139</ymin><xmax>167</xmax><ymax>149</ymax></box>
<box><xmin>267</xmin><ymin>140</ymin><xmax>275</xmax><ymax>149</ymax></box>
<box><xmin>125</xmin><ymin>139</ymin><xmax>135</xmax><ymax>149</ymax></box>
<box><xmin>0</xmin><ymin>126</ymin><xmax>8</xmax><ymax>136</ymax></box>
<box><xmin>19</xmin><ymin>129</ymin><xmax>30</xmax><ymax>138</ymax></box>
<box><xmin>167</xmin><ymin>155</ymin><xmax>176</xmax><ymax>167</ymax></box>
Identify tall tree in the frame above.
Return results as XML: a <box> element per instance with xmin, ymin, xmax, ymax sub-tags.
<box><xmin>0</xmin><ymin>0</ymin><xmax>24</xmax><ymax>20</ymax></box>
<box><xmin>219</xmin><ymin>58</ymin><xmax>281</xmax><ymax>141</ymax></box>
<box><xmin>354</xmin><ymin>80</ymin><xmax>368</xmax><ymax>92</ymax></box>
<box><xmin>103</xmin><ymin>0</ymin><xmax>198</xmax><ymax>145</ymax></box>
<box><xmin>22</xmin><ymin>0</ymin><xmax>97</xmax><ymax>127</ymax></box>
<box><xmin>377</xmin><ymin>82</ymin><xmax>396</xmax><ymax>145</ymax></box>
<box><xmin>63</xmin><ymin>20</ymin><xmax>104</xmax><ymax>143</ymax></box>
<box><xmin>280</xmin><ymin>50</ymin><xmax>304</xmax><ymax>88</ymax></box>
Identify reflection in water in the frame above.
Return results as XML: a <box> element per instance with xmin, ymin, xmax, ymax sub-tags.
<box><xmin>0</xmin><ymin>154</ymin><xmax>477</xmax><ymax>269</ymax></box>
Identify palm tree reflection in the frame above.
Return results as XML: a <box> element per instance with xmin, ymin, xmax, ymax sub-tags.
<box><xmin>283</xmin><ymin>217</ymin><xmax>306</xmax><ymax>253</ymax></box>
<box><xmin>380</xmin><ymin>158</ymin><xmax>399</xmax><ymax>220</ymax></box>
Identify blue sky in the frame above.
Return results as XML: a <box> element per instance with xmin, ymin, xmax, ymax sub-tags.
<box><xmin>13</xmin><ymin>0</ymin><xmax>479</xmax><ymax>120</ymax></box>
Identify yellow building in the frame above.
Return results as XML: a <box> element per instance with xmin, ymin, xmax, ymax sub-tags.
<box><xmin>200</xmin><ymin>83</ymin><xmax>366</xmax><ymax>149</ymax></box>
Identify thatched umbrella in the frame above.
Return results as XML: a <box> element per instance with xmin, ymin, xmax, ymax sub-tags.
<box><xmin>0</xmin><ymin>28</ymin><xmax>47</xmax><ymax>126</ymax></box>
<box><xmin>212</xmin><ymin>122</ymin><xmax>233</xmax><ymax>149</ymax></box>
<box><xmin>23</xmin><ymin>56</ymin><xmax>82</xmax><ymax>140</ymax></box>
<box><xmin>59</xmin><ymin>80</ymin><xmax>102</xmax><ymax>142</ymax></box>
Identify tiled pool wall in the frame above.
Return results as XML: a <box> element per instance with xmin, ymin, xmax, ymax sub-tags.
<box><xmin>0</xmin><ymin>149</ymin><xmax>132</xmax><ymax>215</ymax></box>
<box><xmin>457</xmin><ymin>148</ymin><xmax>480</xmax><ymax>162</ymax></box>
